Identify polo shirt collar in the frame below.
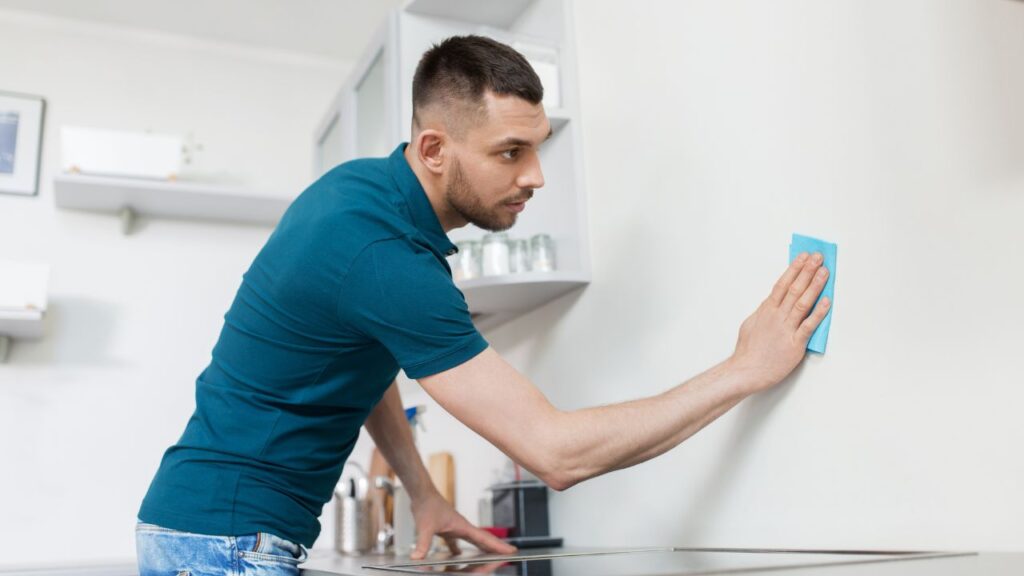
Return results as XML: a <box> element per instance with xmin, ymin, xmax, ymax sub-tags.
<box><xmin>389</xmin><ymin>143</ymin><xmax>458</xmax><ymax>257</ymax></box>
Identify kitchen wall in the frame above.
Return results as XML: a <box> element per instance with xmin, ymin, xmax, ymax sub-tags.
<box><xmin>485</xmin><ymin>0</ymin><xmax>1024</xmax><ymax>553</ymax></box>
<box><xmin>0</xmin><ymin>8</ymin><xmax>350</xmax><ymax>566</ymax></box>
<box><xmin>2</xmin><ymin>0</ymin><xmax>1022</xmax><ymax>568</ymax></box>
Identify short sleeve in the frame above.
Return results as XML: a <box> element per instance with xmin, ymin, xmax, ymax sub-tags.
<box><xmin>337</xmin><ymin>238</ymin><xmax>488</xmax><ymax>379</ymax></box>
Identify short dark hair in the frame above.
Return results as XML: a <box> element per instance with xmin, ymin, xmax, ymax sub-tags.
<box><xmin>412</xmin><ymin>35</ymin><xmax>544</xmax><ymax>135</ymax></box>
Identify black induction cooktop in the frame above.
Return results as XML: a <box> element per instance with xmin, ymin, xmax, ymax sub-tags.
<box><xmin>365</xmin><ymin>547</ymin><xmax>972</xmax><ymax>575</ymax></box>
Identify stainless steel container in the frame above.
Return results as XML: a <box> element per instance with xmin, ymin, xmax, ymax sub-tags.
<box><xmin>335</xmin><ymin>495</ymin><xmax>373</xmax><ymax>555</ymax></box>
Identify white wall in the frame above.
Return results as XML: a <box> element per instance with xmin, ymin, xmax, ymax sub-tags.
<box><xmin>3</xmin><ymin>0</ymin><xmax>1023</xmax><ymax>567</ymax></box>
<box><xmin>483</xmin><ymin>0</ymin><xmax>1024</xmax><ymax>553</ymax></box>
<box><xmin>0</xmin><ymin>9</ymin><xmax>350</xmax><ymax>567</ymax></box>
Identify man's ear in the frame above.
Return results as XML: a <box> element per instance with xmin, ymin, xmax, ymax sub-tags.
<box><xmin>414</xmin><ymin>129</ymin><xmax>447</xmax><ymax>176</ymax></box>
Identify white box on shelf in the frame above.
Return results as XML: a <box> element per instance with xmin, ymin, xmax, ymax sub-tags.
<box><xmin>515</xmin><ymin>42</ymin><xmax>561</xmax><ymax>109</ymax></box>
<box><xmin>61</xmin><ymin>126</ymin><xmax>183</xmax><ymax>180</ymax></box>
<box><xmin>0</xmin><ymin>259</ymin><xmax>48</xmax><ymax>313</ymax></box>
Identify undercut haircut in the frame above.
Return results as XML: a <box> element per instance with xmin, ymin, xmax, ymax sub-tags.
<box><xmin>412</xmin><ymin>35</ymin><xmax>544</xmax><ymax>137</ymax></box>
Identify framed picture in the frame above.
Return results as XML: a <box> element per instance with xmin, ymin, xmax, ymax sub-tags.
<box><xmin>0</xmin><ymin>91</ymin><xmax>46</xmax><ymax>196</ymax></box>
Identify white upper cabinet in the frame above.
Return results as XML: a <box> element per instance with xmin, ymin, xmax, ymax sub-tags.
<box><xmin>355</xmin><ymin>50</ymin><xmax>391</xmax><ymax>159</ymax></box>
<box><xmin>314</xmin><ymin>0</ymin><xmax>589</xmax><ymax>330</ymax></box>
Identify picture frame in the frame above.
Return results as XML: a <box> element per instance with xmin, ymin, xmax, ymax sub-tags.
<box><xmin>0</xmin><ymin>91</ymin><xmax>46</xmax><ymax>197</ymax></box>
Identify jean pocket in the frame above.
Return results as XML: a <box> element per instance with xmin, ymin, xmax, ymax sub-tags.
<box><xmin>238</xmin><ymin>532</ymin><xmax>307</xmax><ymax>566</ymax></box>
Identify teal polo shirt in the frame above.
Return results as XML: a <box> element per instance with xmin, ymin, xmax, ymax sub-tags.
<box><xmin>139</xmin><ymin>144</ymin><xmax>488</xmax><ymax>547</ymax></box>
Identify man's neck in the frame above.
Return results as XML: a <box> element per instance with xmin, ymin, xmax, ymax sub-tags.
<box><xmin>403</xmin><ymin>144</ymin><xmax>466</xmax><ymax>233</ymax></box>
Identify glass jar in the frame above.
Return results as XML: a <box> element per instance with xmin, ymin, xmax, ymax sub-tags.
<box><xmin>530</xmin><ymin>234</ymin><xmax>556</xmax><ymax>272</ymax></box>
<box><xmin>452</xmin><ymin>240</ymin><xmax>481</xmax><ymax>281</ymax></box>
<box><xmin>509</xmin><ymin>239</ymin><xmax>530</xmax><ymax>274</ymax></box>
<box><xmin>481</xmin><ymin>232</ymin><xmax>511</xmax><ymax>276</ymax></box>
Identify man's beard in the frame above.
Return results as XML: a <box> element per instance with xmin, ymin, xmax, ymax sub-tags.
<box><xmin>445</xmin><ymin>158</ymin><xmax>532</xmax><ymax>232</ymax></box>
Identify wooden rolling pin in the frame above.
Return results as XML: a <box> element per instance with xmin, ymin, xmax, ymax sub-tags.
<box><xmin>428</xmin><ymin>452</ymin><xmax>455</xmax><ymax>504</ymax></box>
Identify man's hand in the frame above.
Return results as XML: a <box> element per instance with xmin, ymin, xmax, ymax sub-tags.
<box><xmin>415</xmin><ymin>252</ymin><xmax>832</xmax><ymax>494</ymax></box>
<box><xmin>732</xmin><ymin>251</ymin><xmax>831</xmax><ymax>393</ymax></box>
<box><xmin>409</xmin><ymin>490</ymin><xmax>517</xmax><ymax>560</ymax></box>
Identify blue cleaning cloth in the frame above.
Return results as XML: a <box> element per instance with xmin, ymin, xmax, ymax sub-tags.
<box><xmin>789</xmin><ymin>233</ymin><xmax>837</xmax><ymax>354</ymax></box>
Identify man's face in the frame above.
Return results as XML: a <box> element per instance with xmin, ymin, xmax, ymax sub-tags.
<box><xmin>444</xmin><ymin>92</ymin><xmax>551</xmax><ymax>232</ymax></box>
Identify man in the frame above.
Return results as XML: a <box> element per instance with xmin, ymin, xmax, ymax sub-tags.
<box><xmin>137</xmin><ymin>35</ymin><xmax>831</xmax><ymax>575</ymax></box>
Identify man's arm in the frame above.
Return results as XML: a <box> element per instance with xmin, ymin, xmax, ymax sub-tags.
<box><xmin>363</xmin><ymin>381</ymin><xmax>435</xmax><ymax>501</ymax></box>
<box><xmin>419</xmin><ymin>251</ymin><xmax>832</xmax><ymax>491</ymax></box>
<box><xmin>363</xmin><ymin>380</ymin><xmax>516</xmax><ymax>559</ymax></box>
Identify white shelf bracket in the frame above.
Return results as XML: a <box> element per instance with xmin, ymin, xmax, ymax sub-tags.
<box><xmin>119</xmin><ymin>206</ymin><xmax>136</xmax><ymax>235</ymax></box>
<box><xmin>0</xmin><ymin>335</ymin><xmax>10</xmax><ymax>363</ymax></box>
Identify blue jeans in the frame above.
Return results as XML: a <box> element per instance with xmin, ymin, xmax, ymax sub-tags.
<box><xmin>136</xmin><ymin>522</ymin><xmax>308</xmax><ymax>576</ymax></box>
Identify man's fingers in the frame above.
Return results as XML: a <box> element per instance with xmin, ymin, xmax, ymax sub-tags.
<box><xmin>769</xmin><ymin>252</ymin><xmax>809</xmax><ymax>305</ymax></box>
<box><xmin>444</xmin><ymin>536</ymin><xmax>462</xmax><ymax>556</ymax></box>
<box><xmin>456</xmin><ymin>524</ymin><xmax>517</xmax><ymax>555</ymax></box>
<box><xmin>797</xmin><ymin>296</ymin><xmax>831</xmax><ymax>342</ymax></box>
<box><xmin>410</xmin><ymin>530</ymin><xmax>435</xmax><ymax>560</ymax></box>
<box><xmin>780</xmin><ymin>252</ymin><xmax>823</xmax><ymax>313</ymax></box>
<box><xmin>787</xmin><ymin>265</ymin><xmax>829</xmax><ymax>327</ymax></box>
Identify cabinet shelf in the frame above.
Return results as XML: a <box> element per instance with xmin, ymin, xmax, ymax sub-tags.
<box><xmin>403</xmin><ymin>0</ymin><xmax>534</xmax><ymax>28</ymax></box>
<box><xmin>54</xmin><ymin>173</ymin><xmax>291</xmax><ymax>234</ymax></box>
<box><xmin>459</xmin><ymin>270</ymin><xmax>589</xmax><ymax>330</ymax></box>
<box><xmin>547</xmin><ymin>108</ymin><xmax>571</xmax><ymax>131</ymax></box>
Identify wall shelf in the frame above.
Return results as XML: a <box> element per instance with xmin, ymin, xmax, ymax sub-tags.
<box><xmin>0</xmin><ymin>309</ymin><xmax>44</xmax><ymax>338</ymax></box>
<box><xmin>459</xmin><ymin>271</ymin><xmax>588</xmax><ymax>331</ymax></box>
<box><xmin>0</xmin><ymin>259</ymin><xmax>48</xmax><ymax>362</ymax></box>
<box><xmin>0</xmin><ymin>310</ymin><xmax>44</xmax><ymax>363</ymax></box>
<box><xmin>54</xmin><ymin>173</ymin><xmax>290</xmax><ymax>234</ymax></box>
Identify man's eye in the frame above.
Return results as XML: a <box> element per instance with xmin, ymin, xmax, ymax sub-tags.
<box><xmin>502</xmin><ymin>148</ymin><xmax>520</xmax><ymax>160</ymax></box>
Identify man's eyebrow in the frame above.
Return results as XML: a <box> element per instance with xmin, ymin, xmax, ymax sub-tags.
<box><xmin>493</xmin><ymin>137</ymin><xmax>533</xmax><ymax>148</ymax></box>
<box><xmin>493</xmin><ymin>129</ymin><xmax>554</xmax><ymax>148</ymax></box>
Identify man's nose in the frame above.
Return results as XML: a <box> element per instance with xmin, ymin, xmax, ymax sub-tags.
<box><xmin>516</xmin><ymin>154</ymin><xmax>545</xmax><ymax>191</ymax></box>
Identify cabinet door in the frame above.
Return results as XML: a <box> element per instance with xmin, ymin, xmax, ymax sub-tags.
<box><xmin>355</xmin><ymin>48</ymin><xmax>391</xmax><ymax>158</ymax></box>
<box><xmin>316</xmin><ymin>111</ymin><xmax>345</xmax><ymax>175</ymax></box>
<box><xmin>313</xmin><ymin>15</ymin><xmax>396</xmax><ymax>177</ymax></box>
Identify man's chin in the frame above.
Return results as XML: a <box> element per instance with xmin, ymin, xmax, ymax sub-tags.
<box><xmin>481</xmin><ymin>218</ymin><xmax>517</xmax><ymax>233</ymax></box>
<box><xmin>471</xmin><ymin>213</ymin><xmax>517</xmax><ymax>233</ymax></box>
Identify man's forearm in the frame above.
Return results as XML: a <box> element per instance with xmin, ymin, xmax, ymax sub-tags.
<box><xmin>363</xmin><ymin>381</ymin><xmax>436</xmax><ymax>501</ymax></box>
<box><xmin>421</xmin><ymin>254</ymin><xmax>830</xmax><ymax>493</ymax></box>
<box><xmin>546</xmin><ymin>357</ymin><xmax>757</xmax><ymax>489</ymax></box>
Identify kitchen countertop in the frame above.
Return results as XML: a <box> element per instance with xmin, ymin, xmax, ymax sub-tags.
<box><xmin>299</xmin><ymin>547</ymin><xmax>1024</xmax><ymax>576</ymax></box>
<box><xmin>301</xmin><ymin>547</ymin><xmax>604</xmax><ymax>575</ymax></box>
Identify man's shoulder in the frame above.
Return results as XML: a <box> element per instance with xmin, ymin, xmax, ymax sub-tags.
<box><xmin>244</xmin><ymin>156</ymin><xmax>416</xmax><ymax>297</ymax></box>
<box><xmin>283</xmin><ymin>158</ymin><xmax>409</xmax><ymax>244</ymax></box>
<box><xmin>305</xmin><ymin>155</ymin><xmax>393</xmax><ymax>206</ymax></box>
